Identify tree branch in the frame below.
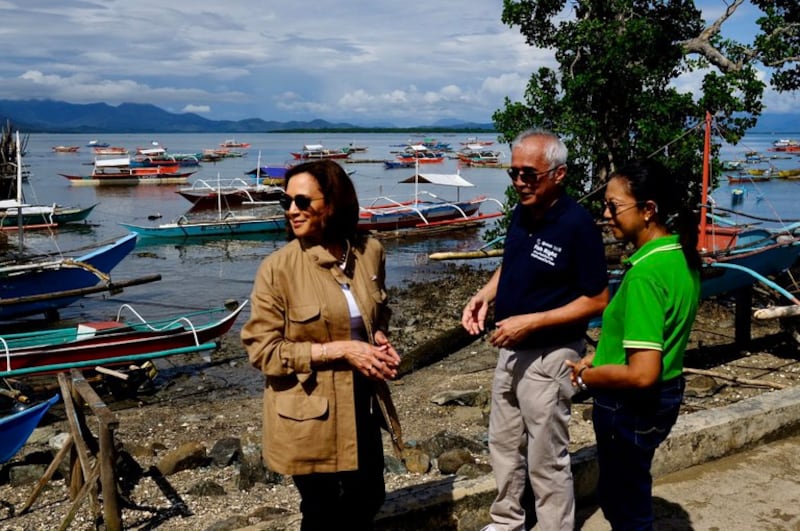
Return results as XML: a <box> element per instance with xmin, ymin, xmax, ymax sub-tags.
<box><xmin>681</xmin><ymin>0</ymin><xmax>746</xmax><ymax>73</ymax></box>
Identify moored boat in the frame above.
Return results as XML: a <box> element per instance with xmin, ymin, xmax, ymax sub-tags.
<box><xmin>51</xmin><ymin>146</ymin><xmax>79</xmax><ymax>153</ymax></box>
<box><xmin>176</xmin><ymin>178</ymin><xmax>284</xmax><ymax>210</ymax></box>
<box><xmin>358</xmin><ymin>172</ymin><xmax>502</xmax><ymax>232</ymax></box>
<box><xmin>59</xmin><ymin>164</ymin><xmax>195</xmax><ymax>186</ymax></box>
<box><xmin>290</xmin><ymin>144</ymin><xmax>350</xmax><ymax>160</ymax></box>
<box><xmin>0</xmin><ymin>302</ymin><xmax>247</xmax><ymax>378</ymax></box>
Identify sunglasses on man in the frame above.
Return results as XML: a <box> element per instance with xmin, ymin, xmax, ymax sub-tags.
<box><xmin>506</xmin><ymin>165</ymin><xmax>560</xmax><ymax>184</ymax></box>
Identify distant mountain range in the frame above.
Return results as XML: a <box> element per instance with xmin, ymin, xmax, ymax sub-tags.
<box><xmin>0</xmin><ymin>99</ymin><xmax>797</xmax><ymax>133</ymax></box>
<box><xmin>0</xmin><ymin>99</ymin><xmax>495</xmax><ymax>133</ymax></box>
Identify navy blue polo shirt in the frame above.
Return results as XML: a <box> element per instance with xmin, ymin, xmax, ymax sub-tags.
<box><xmin>495</xmin><ymin>194</ymin><xmax>608</xmax><ymax>348</ymax></box>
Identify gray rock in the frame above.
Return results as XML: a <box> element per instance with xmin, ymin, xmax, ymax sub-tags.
<box><xmin>456</xmin><ymin>462</ymin><xmax>492</xmax><ymax>479</ymax></box>
<box><xmin>383</xmin><ymin>454</ymin><xmax>407</xmax><ymax>474</ymax></box>
<box><xmin>430</xmin><ymin>389</ymin><xmax>482</xmax><ymax>406</ymax></box>
<box><xmin>9</xmin><ymin>464</ymin><xmax>47</xmax><ymax>486</ymax></box>
<box><xmin>186</xmin><ymin>479</ymin><xmax>226</xmax><ymax>496</ymax></box>
<box><xmin>238</xmin><ymin>432</ymin><xmax>282</xmax><ymax>490</ymax></box>
<box><xmin>204</xmin><ymin>515</ymin><xmax>250</xmax><ymax>531</ymax></box>
<box><xmin>438</xmin><ymin>448</ymin><xmax>474</xmax><ymax>474</ymax></box>
<box><xmin>209</xmin><ymin>437</ymin><xmax>241</xmax><ymax>467</ymax></box>
<box><xmin>685</xmin><ymin>375</ymin><xmax>723</xmax><ymax>398</ymax></box>
<box><xmin>156</xmin><ymin>442</ymin><xmax>208</xmax><ymax>476</ymax></box>
<box><xmin>248</xmin><ymin>505</ymin><xmax>291</xmax><ymax>521</ymax></box>
<box><xmin>419</xmin><ymin>430</ymin><xmax>486</xmax><ymax>458</ymax></box>
<box><xmin>48</xmin><ymin>432</ymin><xmax>71</xmax><ymax>451</ymax></box>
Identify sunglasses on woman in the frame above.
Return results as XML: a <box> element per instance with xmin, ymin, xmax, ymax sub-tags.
<box><xmin>603</xmin><ymin>199</ymin><xmax>645</xmax><ymax>217</ymax></box>
<box><xmin>279</xmin><ymin>193</ymin><xmax>323</xmax><ymax>211</ymax></box>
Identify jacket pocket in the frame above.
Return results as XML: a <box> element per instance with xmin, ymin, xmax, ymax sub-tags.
<box><xmin>275</xmin><ymin>393</ymin><xmax>328</xmax><ymax>421</ymax></box>
<box><xmin>287</xmin><ymin>304</ymin><xmax>328</xmax><ymax>342</ymax></box>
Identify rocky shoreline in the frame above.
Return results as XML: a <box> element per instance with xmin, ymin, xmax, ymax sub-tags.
<box><xmin>1</xmin><ymin>264</ymin><xmax>799</xmax><ymax>530</ymax></box>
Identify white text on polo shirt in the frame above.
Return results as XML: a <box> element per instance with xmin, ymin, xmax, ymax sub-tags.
<box><xmin>530</xmin><ymin>239</ymin><xmax>561</xmax><ymax>266</ymax></box>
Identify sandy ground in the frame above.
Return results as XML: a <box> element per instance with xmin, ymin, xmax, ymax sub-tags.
<box><xmin>1</xmin><ymin>263</ymin><xmax>799</xmax><ymax>530</ymax></box>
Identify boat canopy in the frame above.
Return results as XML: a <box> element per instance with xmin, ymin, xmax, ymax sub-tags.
<box><xmin>95</xmin><ymin>157</ymin><xmax>131</xmax><ymax>168</ymax></box>
<box><xmin>303</xmin><ymin>144</ymin><xmax>324</xmax><ymax>151</ymax></box>
<box><xmin>399</xmin><ymin>173</ymin><xmax>475</xmax><ymax>187</ymax></box>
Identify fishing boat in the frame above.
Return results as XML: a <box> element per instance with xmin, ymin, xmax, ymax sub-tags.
<box><xmin>0</xmin><ymin>201</ymin><xmax>97</xmax><ymax>230</ymax></box>
<box><xmin>51</xmin><ymin>146</ymin><xmax>79</xmax><ymax>153</ymax></box>
<box><xmin>119</xmin><ymin>211</ymin><xmax>286</xmax><ymax>239</ymax></box>
<box><xmin>1</xmin><ymin>143</ymin><xmax>97</xmax><ymax>229</ymax></box>
<box><xmin>176</xmin><ymin>177</ymin><xmax>284</xmax><ymax>210</ymax></box>
<box><xmin>394</xmin><ymin>145</ymin><xmax>445</xmax><ymax>164</ymax></box>
<box><xmin>290</xmin><ymin>144</ymin><xmax>351</xmax><ymax>160</ymax></box>
<box><xmin>92</xmin><ymin>146</ymin><xmax>129</xmax><ymax>156</ymax></box>
<box><xmin>456</xmin><ymin>146</ymin><xmax>504</xmax><ymax>167</ymax></box>
<box><xmin>0</xmin><ymin>232</ymin><xmax>141</xmax><ymax>320</ymax></box>
<box><xmin>220</xmin><ymin>139</ymin><xmax>251</xmax><ymax>148</ymax></box>
<box><xmin>87</xmin><ymin>140</ymin><xmax>110</xmax><ymax>148</ymax></box>
<box><xmin>59</xmin><ymin>162</ymin><xmax>195</xmax><ymax>186</ymax></box>
<box><xmin>0</xmin><ymin>301</ymin><xmax>246</xmax><ymax>378</ymax></box>
<box><xmin>359</xmin><ymin>171</ymin><xmax>503</xmax><ymax>232</ymax></box>
<box><xmin>0</xmin><ymin>394</ymin><xmax>59</xmax><ymax>464</ymax></box>
<box><xmin>1</xmin><ymin>133</ymin><xmax>145</xmax><ymax>320</ymax></box>
<box><xmin>383</xmin><ymin>159</ymin><xmax>416</xmax><ymax>169</ymax></box>
<box><xmin>696</xmin><ymin>112</ymin><xmax>800</xmax><ymax>298</ymax></box>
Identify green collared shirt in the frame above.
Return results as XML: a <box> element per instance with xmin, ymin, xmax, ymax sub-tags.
<box><xmin>594</xmin><ymin>235</ymin><xmax>700</xmax><ymax>380</ymax></box>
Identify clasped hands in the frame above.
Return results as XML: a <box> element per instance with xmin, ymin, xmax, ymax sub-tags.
<box><xmin>345</xmin><ymin>331</ymin><xmax>400</xmax><ymax>381</ymax></box>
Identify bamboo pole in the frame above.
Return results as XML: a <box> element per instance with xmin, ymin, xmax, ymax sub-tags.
<box><xmin>0</xmin><ymin>274</ymin><xmax>161</xmax><ymax>306</ymax></box>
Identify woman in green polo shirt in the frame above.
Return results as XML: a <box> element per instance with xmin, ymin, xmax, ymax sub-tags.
<box><xmin>567</xmin><ymin>159</ymin><xmax>701</xmax><ymax>530</ymax></box>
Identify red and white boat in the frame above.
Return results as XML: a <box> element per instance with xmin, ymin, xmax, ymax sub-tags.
<box><xmin>59</xmin><ymin>160</ymin><xmax>195</xmax><ymax>186</ymax></box>
<box><xmin>51</xmin><ymin>145</ymin><xmax>80</xmax><ymax>153</ymax></box>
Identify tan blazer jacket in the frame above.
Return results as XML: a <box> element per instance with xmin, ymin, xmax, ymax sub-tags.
<box><xmin>241</xmin><ymin>237</ymin><xmax>402</xmax><ymax>475</ymax></box>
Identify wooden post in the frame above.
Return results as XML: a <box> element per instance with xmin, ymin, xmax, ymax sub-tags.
<box><xmin>734</xmin><ymin>286</ymin><xmax>753</xmax><ymax>345</ymax></box>
<box><xmin>70</xmin><ymin>369</ymin><xmax>121</xmax><ymax>531</ymax></box>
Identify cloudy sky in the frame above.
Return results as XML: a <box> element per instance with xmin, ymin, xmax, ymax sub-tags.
<box><xmin>0</xmin><ymin>1</ymin><xmax>796</xmax><ymax>126</ymax></box>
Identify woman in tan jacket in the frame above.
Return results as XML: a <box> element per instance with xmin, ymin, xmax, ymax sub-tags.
<box><xmin>241</xmin><ymin>159</ymin><xmax>402</xmax><ymax>531</ymax></box>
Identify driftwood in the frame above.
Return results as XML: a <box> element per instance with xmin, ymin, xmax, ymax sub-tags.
<box><xmin>753</xmin><ymin>305</ymin><xmax>800</xmax><ymax>320</ymax></box>
<box><xmin>429</xmin><ymin>249</ymin><xmax>503</xmax><ymax>261</ymax></box>
<box><xmin>684</xmin><ymin>367</ymin><xmax>787</xmax><ymax>390</ymax></box>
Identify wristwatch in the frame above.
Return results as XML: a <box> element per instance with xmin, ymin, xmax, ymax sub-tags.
<box><xmin>576</xmin><ymin>366</ymin><xmax>589</xmax><ymax>391</ymax></box>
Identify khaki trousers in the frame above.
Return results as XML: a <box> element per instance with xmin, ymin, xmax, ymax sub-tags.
<box><xmin>487</xmin><ymin>341</ymin><xmax>582</xmax><ymax>531</ymax></box>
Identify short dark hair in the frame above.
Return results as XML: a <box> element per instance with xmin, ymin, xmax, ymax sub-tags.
<box><xmin>284</xmin><ymin>159</ymin><xmax>361</xmax><ymax>241</ymax></box>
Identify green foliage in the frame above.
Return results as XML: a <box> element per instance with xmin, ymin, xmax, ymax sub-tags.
<box><xmin>488</xmin><ymin>0</ymin><xmax>791</xmax><ymax>240</ymax></box>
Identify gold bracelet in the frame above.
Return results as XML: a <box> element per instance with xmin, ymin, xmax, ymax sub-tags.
<box><xmin>320</xmin><ymin>344</ymin><xmax>328</xmax><ymax>363</ymax></box>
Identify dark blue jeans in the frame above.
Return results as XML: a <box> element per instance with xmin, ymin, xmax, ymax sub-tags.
<box><xmin>592</xmin><ymin>377</ymin><xmax>684</xmax><ymax>531</ymax></box>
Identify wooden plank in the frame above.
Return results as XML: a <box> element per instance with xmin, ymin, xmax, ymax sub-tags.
<box><xmin>19</xmin><ymin>434</ymin><xmax>74</xmax><ymax>514</ymax></box>
<box><xmin>70</xmin><ymin>369</ymin><xmax>118</xmax><ymax>430</ymax></box>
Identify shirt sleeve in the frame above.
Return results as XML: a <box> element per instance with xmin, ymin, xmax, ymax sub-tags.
<box><xmin>620</xmin><ymin>274</ymin><xmax>666</xmax><ymax>351</ymax></box>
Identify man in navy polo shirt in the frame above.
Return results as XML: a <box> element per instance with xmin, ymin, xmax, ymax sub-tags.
<box><xmin>462</xmin><ymin>129</ymin><xmax>608</xmax><ymax>531</ymax></box>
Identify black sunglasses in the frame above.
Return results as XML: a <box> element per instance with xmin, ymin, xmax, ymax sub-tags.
<box><xmin>603</xmin><ymin>200</ymin><xmax>645</xmax><ymax>216</ymax></box>
<box><xmin>507</xmin><ymin>165</ymin><xmax>559</xmax><ymax>183</ymax></box>
<box><xmin>279</xmin><ymin>193</ymin><xmax>323</xmax><ymax>211</ymax></box>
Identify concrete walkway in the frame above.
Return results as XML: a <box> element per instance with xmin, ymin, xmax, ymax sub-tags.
<box><xmin>577</xmin><ymin>434</ymin><xmax>800</xmax><ymax>530</ymax></box>
<box><xmin>241</xmin><ymin>386</ymin><xmax>800</xmax><ymax>531</ymax></box>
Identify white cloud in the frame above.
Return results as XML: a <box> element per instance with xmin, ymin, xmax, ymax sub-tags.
<box><xmin>182</xmin><ymin>104</ymin><xmax>211</xmax><ymax>114</ymax></box>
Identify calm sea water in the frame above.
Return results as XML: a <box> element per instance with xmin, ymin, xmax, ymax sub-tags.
<box><xmin>13</xmin><ymin>132</ymin><xmax>508</xmax><ymax>326</ymax></box>
<box><xmin>10</xmin><ymin>131</ymin><xmax>800</xmax><ymax>328</ymax></box>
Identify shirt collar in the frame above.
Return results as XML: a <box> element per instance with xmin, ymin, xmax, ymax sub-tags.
<box><xmin>625</xmin><ymin>234</ymin><xmax>682</xmax><ymax>268</ymax></box>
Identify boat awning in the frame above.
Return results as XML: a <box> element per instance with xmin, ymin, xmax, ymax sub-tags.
<box><xmin>399</xmin><ymin>173</ymin><xmax>475</xmax><ymax>187</ymax></box>
<box><xmin>303</xmin><ymin>144</ymin><xmax>324</xmax><ymax>150</ymax></box>
<box><xmin>95</xmin><ymin>157</ymin><xmax>131</xmax><ymax>168</ymax></box>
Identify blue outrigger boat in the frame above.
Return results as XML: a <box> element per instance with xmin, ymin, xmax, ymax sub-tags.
<box><xmin>119</xmin><ymin>212</ymin><xmax>286</xmax><ymax>239</ymax></box>
<box><xmin>1</xmin><ymin>233</ymin><xmax>139</xmax><ymax>320</ymax></box>
<box><xmin>0</xmin><ymin>394</ymin><xmax>60</xmax><ymax>464</ymax></box>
